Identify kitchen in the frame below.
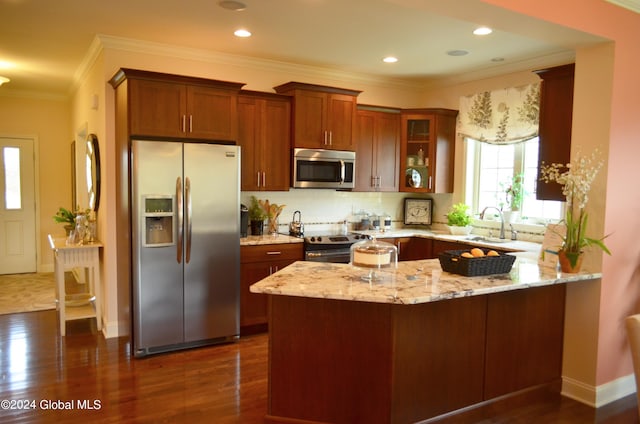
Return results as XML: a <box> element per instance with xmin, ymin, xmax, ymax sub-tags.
<box><xmin>0</xmin><ymin>0</ymin><xmax>639</xmax><ymax>422</ymax></box>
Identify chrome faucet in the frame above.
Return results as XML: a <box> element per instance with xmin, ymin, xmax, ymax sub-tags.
<box><xmin>480</xmin><ymin>206</ymin><xmax>505</xmax><ymax>239</ymax></box>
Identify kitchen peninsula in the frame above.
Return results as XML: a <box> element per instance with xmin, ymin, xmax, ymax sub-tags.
<box><xmin>251</xmin><ymin>256</ymin><xmax>600</xmax><ymax>424</ymax></box>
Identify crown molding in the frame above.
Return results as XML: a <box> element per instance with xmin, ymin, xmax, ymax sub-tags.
<box><xmin>77</xmin><ymin>34</ymin><xmax>575</xmax><ymax>99</ymax></box>
<box><xmin>95</xmin><ymin>34</ymin><xmax>422</xmax><ymax>91</ymax></box>
<box><xmin>70</xmin><ymin>35</ymin><xmax>105</xmax><ymax>94</ymax></box>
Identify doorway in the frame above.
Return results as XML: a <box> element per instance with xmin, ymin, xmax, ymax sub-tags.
<box><xmin>0</xmin><ymin>137</ymin><xmax>37</xmax><ymax>274</ymax></box>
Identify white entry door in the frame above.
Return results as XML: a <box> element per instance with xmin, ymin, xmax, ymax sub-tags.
<box><xmin>0</xmin><ymin>137</ymin><xmax>36</xmax><ymax>274</ymax></box>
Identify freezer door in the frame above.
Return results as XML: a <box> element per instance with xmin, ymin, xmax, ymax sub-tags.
<box><xmin>131</xmin><ymin>140</ymin><xmax>184</xmax><ymax>352</ymax></box>
<box><xmin>183</xmin><ymin>143</ymin><xmax>240</xmax><ymax>342</ymax></box>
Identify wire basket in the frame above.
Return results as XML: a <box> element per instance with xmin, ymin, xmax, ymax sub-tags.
<box><xmin>438</xmin><ymin>249</ymin><xmax>516</xmax><ymax>276</ymax></box>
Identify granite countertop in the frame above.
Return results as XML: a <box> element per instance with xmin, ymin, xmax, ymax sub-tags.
<box><xmin>240</xmin><ymin>234</ymin><xmax>303</xmax><ymax>246</ymax></box>
<box><xmin>240</xmin><ymin>228</ymin><xmax>541</xmax><ymax>254</ymax></box>
<box><xmin>250</xmin><ymin>255</ymin><xmax>601</xmax><ymax>305</ymax></box>
<box><xmin>354</xmin><ymin>228</ymin><xmax>540</xmax><ymax>255</ymax></box>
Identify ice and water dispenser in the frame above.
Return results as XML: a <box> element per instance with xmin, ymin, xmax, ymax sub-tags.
<box><xmin>142</xmin><ymin>195</ymin><xmax>174</xmax><ymax>247</ymax></box>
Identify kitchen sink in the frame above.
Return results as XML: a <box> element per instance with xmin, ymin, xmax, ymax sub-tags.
<box><xmin>466</xmin><ymin>236</ymin><xmax>510</xmax><ymax>244</ymax></box>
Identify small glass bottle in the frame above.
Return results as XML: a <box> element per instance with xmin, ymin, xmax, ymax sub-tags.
<box><xmin>372</xmin><ymin>215</ymin><xmax>380</xmax><ymax>230</ymax></box>
<box><xmin>417</xmin><ymin>146</ymin><xmax>425</xmax><ymax>165</ymax></box>
<box><xmin>383</xmin><ymin>213</ymin><xmax>392</xmax><ymax>231</ymax></box>
<box><xmin>341</xmin><ymin>220</ymin><xmax>349</xmax><ymax>235</ymax></box>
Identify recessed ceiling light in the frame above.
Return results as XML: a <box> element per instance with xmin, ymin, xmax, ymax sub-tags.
<box><xmin>491</xmin><ymin>57</ymin><xmax>505</xmax><ymax>62</ymax></box>
<box><xmin>0</xmin><ymin>60</ymin><xmax>15</xmax><ymax>70</ymax></box>
<box><xmin>218</xmin><ymin>0</ymin><xmax>246</xmax><ymax>11</ymax></box>
<box><xmin>473</xmin><ymin>27</ymin><xmax>493</xmax><ymax>36</ymax></box>
<box><xmin>0</xmin><ymin>76</ymin><xmax>10</xmax><ymax>86</ymax></box>
<box><xmin>234</xmin><ymin>29</ymin><xmax>252</xmax><ymax>38</ymax></box>
<box><xmin>447</xmin><ymin>50</ymin><xmax>469</xmax><ymax>57</ymax></box>
<box><xmin>383</xmin><ymin>56</ymin><xmax>398</xmax><ymax>63</ymax></box>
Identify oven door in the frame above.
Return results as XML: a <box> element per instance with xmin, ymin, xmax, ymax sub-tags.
<box><xmin>305</xmin><ymin>248</ymin><xmax>351</xmax><ymax>264</ymax></box>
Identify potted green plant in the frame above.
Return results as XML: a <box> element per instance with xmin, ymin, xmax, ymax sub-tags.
<box><xmin>53</xmin><ymin>207</ymin><xmax>76</xmax><ymax>235</ymax></box>
<box><xmin>248</xmin><ymin>196</ymin><xmax>266</xmax><ymax>235</ymax></box>
<box><xmin>446</xmin><ymin>203</ymin><xmax>473</xmax><ymax>235</ymax></box>
<box><xmin>500</xmin><ymin>173</ymin><xmax>526</xmax><ymax>223</ymax></box>
<box><xmin>540</xmin><ymin>149</ymin><xmax>611</xmax><ymax>272</ymax></box>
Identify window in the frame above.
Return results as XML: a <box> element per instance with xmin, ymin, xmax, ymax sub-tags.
<box><xmin>3</xmin><ymin>146</ymin><xmax>22</xmax><ymax>210</ymax></box>
<box><xmin>465</xmin><ymin>137</ymin><xmax>562</xmax><ymax>222</ymax></box>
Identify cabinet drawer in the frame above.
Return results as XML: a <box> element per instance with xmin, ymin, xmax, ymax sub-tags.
<box><xmin>241</xmin><ymin>243</ymin><xmax>303</xmax><ymax>263</ymax></box>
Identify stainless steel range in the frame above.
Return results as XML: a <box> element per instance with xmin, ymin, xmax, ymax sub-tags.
<box><xmin>304</xmin><ymin>233</ymin><xmax>369</xmax><ymax>263</ymax></box>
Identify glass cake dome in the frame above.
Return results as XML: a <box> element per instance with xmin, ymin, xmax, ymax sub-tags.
<box><xmin>350</xmin><ymin>237</ymin><xmax>398</xmax><ymax>281</ymax></box>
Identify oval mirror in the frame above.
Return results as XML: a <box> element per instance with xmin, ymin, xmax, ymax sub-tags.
<box><xmin>86</xmin><ymin>133</ymin><xmax>100</xmax><ymax>212</ymax></box>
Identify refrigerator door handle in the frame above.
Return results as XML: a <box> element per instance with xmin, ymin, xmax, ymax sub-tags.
<box><xmin>176</xmin><ymin>177</ymin><xmax>183</xmax><ymax>264</ymax></box>
<box><xmin>185</xmin><ymin>177</ymin><xmax>192</xmax><ymax>264</ymax></box>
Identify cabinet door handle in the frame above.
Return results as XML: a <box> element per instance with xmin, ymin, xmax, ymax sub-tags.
<box><xmin>185</xmin><ymin>177</ymin><xmax>192</xmax><ymax>264</ymax></box>
<box><xmin>371</xmin><ymin>176</ymin><xmax>376</xmax><ymax>187</ymax></box>
<box><xmin>266</xmin><ymin>251</ymin><xmax>282</xmax><ymax>255</ymax></box>
<box><xmin>257</xmin><ymin>171</ymin><xmax>261</xmax><ymax>187</ymax></box>
<box><xmin>176</xmin><ymin>177</ymin><xmax>183</xmax><ymax>263</ymax></box>
<box><xmin>189</xmin><ymin>115</ymin><xmax>193</xmax><ymax>133</ymax></box>
<box><xmin>329</xmin><ymin>131</ymin><xmax>332</xmax><ymax>145</ymax></box>
<box><xmin>396</xmin><ymin>241</ymin><xmax>401</xmax><ymax>256</ymax></box>
<box><xmin>429</xmin><ymin>176</ymin><xmax>433</xmax><ymax>190</ymax></box>
<box><xmin>181</xmin><ymin>115</ymin><xmax>186</xmax><ymax>133</ymax></box>
<box><xmin>323</xmin><ymin>130</ymin><xmax>328</xmax><ymax>145</ymax></box>
<box><xmin>377</xmin><ymin>176</ymin><xmax>381</xmax><ymax>187</ymax></box>
<box><xmin>262</xmin><ymin>172</ymin><xmax>266</xmax><ymax>188</ymax></box>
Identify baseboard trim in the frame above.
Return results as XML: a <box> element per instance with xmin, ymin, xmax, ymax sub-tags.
<box><xmin>562</xmin><ymin>374</ymin><xmax>636</xmax><ymax>407</ymax></box>
<box><xmin>102</xmin><ymin>320</ymin><xmax>124</xmax><ymax>339</ymax></box>
<box><xmin>39</xmin><ymin>263</ymin><xmax>54</xmax><ymax>273</ymax></box>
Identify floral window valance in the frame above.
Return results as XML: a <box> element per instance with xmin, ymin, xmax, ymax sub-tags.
<box><xmin>458</xmin><ymin>83</ymin><xmax>540</xmax><ymax>145</ymax></box>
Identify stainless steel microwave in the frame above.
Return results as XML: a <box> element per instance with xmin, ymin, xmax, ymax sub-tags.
<box><xmin>292</xmin><ymin>148</ymin><xmax>355</xmax><ymax>189</ymax></box>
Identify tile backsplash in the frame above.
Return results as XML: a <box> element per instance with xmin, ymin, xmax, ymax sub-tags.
<box><xmin>240</xmin><ymin>189</ymin><xmax>547</xmax><ymax>243</ymax></box>
<box><xmin>241</xmin><ymin>190</ymin><xmax>452</xmax><ymax>234</ymax></box>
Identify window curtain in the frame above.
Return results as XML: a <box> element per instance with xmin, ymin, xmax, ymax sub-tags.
<box><xmin>457</xmin><ymin>83</ymin><xmax>540</xmax><ymax>144</ymax></box>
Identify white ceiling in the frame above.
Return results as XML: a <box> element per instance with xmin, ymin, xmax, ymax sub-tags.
<box><xmin>0</xmin><ymin>0</ymin><xmax>607</xmax><ymax>96</ymax></box>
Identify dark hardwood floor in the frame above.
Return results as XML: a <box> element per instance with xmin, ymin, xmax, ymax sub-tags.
<box><xmin>0</xmin><ymin>310</ymin><xmax>637</xmax><ymax>423</ymax></box>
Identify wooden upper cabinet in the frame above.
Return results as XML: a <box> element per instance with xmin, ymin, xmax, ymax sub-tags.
<box><xmin>129</xmin><ymin>78</ymin><xmax>186</xmax><ymax>138</ymax></box>
<box><xmin>355</xmin><ymin>108</ymin><xmax>400</xmax><ymax>192</ymax></box>
<box><xmin>399</xmin><ymin>109</ymin><xmax>458</xmax><ymax>193</ymax></box>
<box><xmin>534</xmin><ymin>63</ymin><xmax>575</xmax><ymax>201</ymax></box>
<box><xmin>187</xmin><ymin>85</ymin><xmax>239</xmax><ymax>140</ymax></box>
<box><xmin>274</xmin><ymin>82</ymin><xmax>361</xmax><ymax>150</ymax></box>
<box><xmin>111</xmin><ymin>68</ymin><xmax>244</xmax><ymax>141</ymax></box>
<box><xmin>238</xmin><ymin>92</ymin><xmax>291</xmax><ymax>191</ymax></box>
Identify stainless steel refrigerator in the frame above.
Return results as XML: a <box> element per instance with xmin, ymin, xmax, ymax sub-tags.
<box><xmin>131</xmin><ymin>139</ymin><xmax>240</xmax><ymax>357</ymax></box>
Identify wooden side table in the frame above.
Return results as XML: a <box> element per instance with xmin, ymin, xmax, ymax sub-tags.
<box><xmin>47</xmin><ymin>235</ymin><xmax>103</xmax><ymax>336</ymax></box>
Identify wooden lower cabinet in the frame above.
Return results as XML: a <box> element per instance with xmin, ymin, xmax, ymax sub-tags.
<box><xmin>484</xmin><ymin>284</ymin><xmax>566</xmax><ymax>399</ymax></box>
<box><xmin>265</xmin><ymin>283</ymin><xmax>565</xmax><ymax>423</ymax></box>
<box><xmin>240</xmin><ymin>243</ymin><xmax>303</xmax><ymax>334</ymax></box>
<box><xmin>388</xmin><ymin>236</ymin><xmax>432</xmax><ymax>260</ymax></box>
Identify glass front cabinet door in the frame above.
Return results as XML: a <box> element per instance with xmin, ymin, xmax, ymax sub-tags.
<box><xmin>399</xmin><ymin>109</ymin><xmax>457</xmax><ymax>193</ymax></box>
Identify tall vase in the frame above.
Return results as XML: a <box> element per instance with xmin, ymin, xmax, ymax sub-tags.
<box><xmin>268</xmin><ymin>216</ymin><xmax>279</xmax><ymax>236</ymax></box>
<box><xmin>558</xmin><ymin>250</ymin><xmax>584</xmax><ymax>273</ymax></box>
